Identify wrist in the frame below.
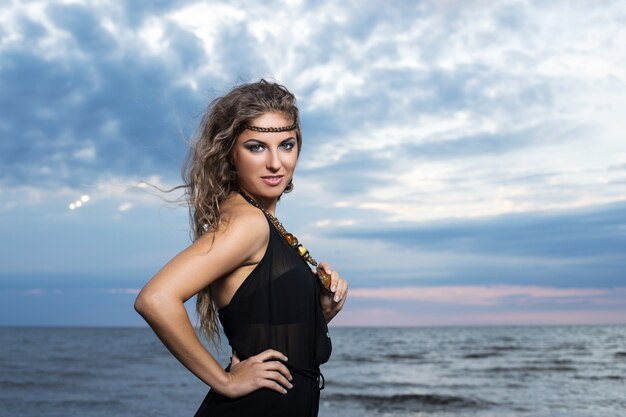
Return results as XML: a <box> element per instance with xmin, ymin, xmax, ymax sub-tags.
<box><xmin>213</xmin><ymin>369</ymin><xmax>232</xmax><ymax>396</ymax></box>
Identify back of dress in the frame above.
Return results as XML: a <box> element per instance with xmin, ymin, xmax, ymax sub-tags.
<box><xmin>194</xmin><ymin>214</ymin><xmax>332</xmax><ymax>417</ymax></box>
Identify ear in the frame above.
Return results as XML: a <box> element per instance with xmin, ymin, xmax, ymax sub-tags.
<box><xmin>228</xmin><ymin>150</ymin><xmax>238</xmax><ymax>176</ymax></box>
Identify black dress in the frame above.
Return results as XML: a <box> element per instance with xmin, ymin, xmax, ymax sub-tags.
<box><xmin>193</xmin><ymin>214</ymin><xmax>333</xmax><ymax>417</ymax></box>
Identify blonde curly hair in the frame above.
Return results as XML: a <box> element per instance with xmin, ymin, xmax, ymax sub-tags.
<box><xmin>181</xmin><ymin>79</ymin><xmax>302</xmax><ymax>347</ymax></box>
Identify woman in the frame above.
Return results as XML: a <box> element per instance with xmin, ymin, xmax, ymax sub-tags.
<box><xmin>134</xmin><ymin>79</ymin><xmax>348</xmax><ymax>417</ymax></box>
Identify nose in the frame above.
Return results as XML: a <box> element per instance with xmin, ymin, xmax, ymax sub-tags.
<box><xmin>266</xmin><ymin>148</ymin><xmax>281</xmax><ymax>172</ymax></box>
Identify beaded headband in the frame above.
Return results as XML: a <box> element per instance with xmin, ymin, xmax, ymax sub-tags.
<box><xmin>242</xmin><ymin>122</ymin><xmax>298</xmax><ymax>133</ymax></box>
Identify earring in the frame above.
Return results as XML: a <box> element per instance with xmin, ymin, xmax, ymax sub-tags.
<box><xmin>284</xmin><ymin>178</ymin><xmax>294</xmax><ymax>193</ymax></box>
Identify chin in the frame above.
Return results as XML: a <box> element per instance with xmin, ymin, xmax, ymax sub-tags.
<box><xmin>249</xmin><ymin>186</ymin><xmax>285</xmax><ymax>200</ymax></box>
<box><xmin>266</xmin><ymin>188</ymin><xmax>286</xmax><ymax>199</ymax></box>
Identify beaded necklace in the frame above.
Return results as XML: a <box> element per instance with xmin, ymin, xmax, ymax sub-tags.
<box><xmin>238</xmin><ymin>190</ymin><xmax>332</xmax><ymax>291</ymax></box>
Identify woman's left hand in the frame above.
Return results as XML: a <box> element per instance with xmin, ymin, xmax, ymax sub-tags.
<box><xmin>317</xmin><ymin>261</ymin><xmax>348</xmax><ymax>322</ymax></box>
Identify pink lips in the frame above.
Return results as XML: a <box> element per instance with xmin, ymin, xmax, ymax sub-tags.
<box><xmin>261</xmin><ymin>175</ymin><xmax>284</xmax><ymax>186</ymax></box>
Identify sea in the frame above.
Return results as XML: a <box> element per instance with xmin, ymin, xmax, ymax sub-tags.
<box><xmin>0</xmin><ymin>325</ymin><xmax>624</xmax><ymax>417</ymax></box>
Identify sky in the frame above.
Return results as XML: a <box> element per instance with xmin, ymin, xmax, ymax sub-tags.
<box><xmin>1</xmin><ymin>0</ymin><xmax>625</xmax><ymax>327</ymax></box>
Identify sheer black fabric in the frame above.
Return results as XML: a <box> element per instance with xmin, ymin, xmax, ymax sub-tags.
<box><xmin>193</xmin><ymin>215</ymin><xmax>332</xmax><ymax>417</ymax></box>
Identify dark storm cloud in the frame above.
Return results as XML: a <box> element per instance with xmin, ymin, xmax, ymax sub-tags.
<box><xmin>328</xmin><ymin>201</ymin><xmax>626</xmax><ymax>288</ymax></box>
<box><xmin>0</xmin><ymin>2</ymin><xmax>211</xmax><ymax>188</ymax></box>
<box><xmin>0</xmin><ymin>0</ymin><xmax>568</xmax><ymax>191</ymax></box>
<box><xmin>334</xmin><ymin>200</ymin><xmax>626</xmax><ymax>259</ymax></box>
<box><xmin>402</xmin><ymin>121</ymin><xmax>588</xmax><ymax>161</ymax></box>
<box><xmin>300</xmin><ymin>150</ymin><xmax>391</xmax><ymax>195</ymax></box>
<box><xmin>46</xmin><ymin>3</ymin><xmax>116</xmax><ymax>52</ymax></box>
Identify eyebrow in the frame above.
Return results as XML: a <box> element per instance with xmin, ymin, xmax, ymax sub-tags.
<box><xmin>243</xmin><ymin>137</ymin><xmax>297</xmax><ymax>144</ymax></box>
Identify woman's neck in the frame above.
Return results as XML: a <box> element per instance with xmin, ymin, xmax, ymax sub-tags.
<box><xmin>237</xmin><ymin>189</ymin><xmax>278</xmax><ymax>216</ymax></box>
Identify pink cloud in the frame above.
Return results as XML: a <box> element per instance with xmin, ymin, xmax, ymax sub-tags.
<box><xmin>329</xmin><ymin>286</ymin><xmax>626</xmax><ymax>326</ymax></box>
<box><xmin>330</xmin><ymin>307</ymin><xmax>626</xmax><ymax>327</ymax></box>
<box><xmin>24</xmin><ymin>288</ymin><xmax>46</xmax><ymax>296</ymax></box>
<box><xmin>101</xmin><ymin>288</ymin><xmax>141</xmax><ymax>294</ymax></box>
<box><xmin>349</xmin><ymin>285</ymin><xmax>612</xmax><ymax>306</ymax></box>
<box><xmin>331</xmin><ymin>308</ymin><xmax>412</xmax><ymax>326</ymax></box>
<box><xmin>453</xmin><ymin>310</ymin><xmax>626</xmax><ymax>325</ymax></box>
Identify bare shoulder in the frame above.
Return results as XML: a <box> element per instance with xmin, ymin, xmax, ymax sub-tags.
<box><xmin>139</xmin><ymin>194</ymin><xmax>270</xmax><ymax>304</ymax></box>
<box><xmin>194</xmin><ymin>193</ymin><xmax>269</xmax><ymax>261</ymax></box>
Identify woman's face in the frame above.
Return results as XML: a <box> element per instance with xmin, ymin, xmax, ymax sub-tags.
<box><xmin>232</xmin><ymin>112</ymin><xmax>299</xmax><ymax>205</ymax></box>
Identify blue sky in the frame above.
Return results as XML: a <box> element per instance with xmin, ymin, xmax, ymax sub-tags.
<box><xmin>1</xmin><ymin>0</ymin><xmax>625</xmax><ymax>327</ymax></box>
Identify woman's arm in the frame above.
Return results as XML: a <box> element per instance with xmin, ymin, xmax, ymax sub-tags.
<box><xmin>135</xmin><ymin>292</ymin><xmax>229</xmax><ymax>390</ymax></box>
<box><xmin>134</xmin><ymin>207</ymin><xmax>268</xmax><ymax>395</ymax></box>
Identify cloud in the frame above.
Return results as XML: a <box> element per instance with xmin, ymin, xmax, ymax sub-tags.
<box><xmin>331</xmin><ymin>307</ymin><xmax>626</xmax><ymax>327</ymax></box>
<box><xmin>0</xmin><ymin>1</ymin><xmax>204</xmax><ymax>190</ymax></box>
<box><xmin>2</xmin><ymin>0</ymin><xmax>626</xmax><ymax>326</ymax></box>
<box><xmin>294</xmin><ymin>200</ymin><xmax>626</xmax><ymax>290</ymax></box>
<box><xmin>330</xmin><ymin>286</ymin><xmax>626</xmax><ymax>326</ymax></box>
<box><xmin>3</xmin><ymin>286</ymin><xmax>623</xmax><ymax>327</ymax></box>
<box><xmin>24</xmin><ymin>288</ymin><xmax>46</xmax><ymax>296</ymax></box>
<box><xmin>0</xmin><ymin>174</ymin><xmax>182</xmax><ymax>212</ymax></box>
<box><xmin>349</xmin><ymin>285</ymin><xmax>611</xmax><ymax>306</ymax></box>
<box><xmin>334</xmin><ymin>200</ymin><xmax>626</xmax><ymax>259</ymax></box>
<box><xmin>3</xmin><ymin>288</ymin><xmax>64</xmax><ymax>296</ymax></box>
<box><xmin>2</xmin><ymin>0</ymin><xmax>625</xmax><ymax>221</ymax></box>
<box><xmin>117</xmin><ymin>202</ymin><xmax>133</xmax><ymax>212</ymax></box>
<box><xmin>101</xmin><ymin>287</ymin><xmax>140</xmax><ymax>295</ymax></box>
<box><xmin>72</xmin><ymin>141</ymin><xmax>96</xmax><ymax>161</ymax></box>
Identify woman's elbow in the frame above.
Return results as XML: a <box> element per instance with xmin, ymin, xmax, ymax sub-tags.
<box><xmin>134</xmin><ymin>291</ymin><xmax>151</xmax><ymax>316</ymax></box>
<box><xmin>134</xmin><ymin>288</ymin><xmax>182</xmax><ymax>319</ymax></box>
<box><xmin>134</xmin><ymin>289</ymin><xmax>162</xmax><ymax>317</ymax></box>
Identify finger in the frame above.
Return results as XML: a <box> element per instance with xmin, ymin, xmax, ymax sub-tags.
<box><xmin>329</xmin><ymin>269</ymin><xmax>340</xmax><ymax>292</ymax></box>
<box><xmin>257</xmin><ymin>349</ymin><xmax>288</xmax><ymax>363</ymax></box>
<box><xmin>259</xmin><ymin>378</ymin><xmax>290</xmax><ymax>394</ymax></box>
<box><xmin>262</xmin><ymin>370</ymin><xmax>293</xmax><ymax>390</ymax></box>
<box><xmin>264</xmin><ymin>360</ymin><xmax>293</xmax><ymax>381</ymax></box>
<box><xmin>333</xmin><ymin>280</ymin><xmax>347</xmax><ymax>302</ymax></box>
<box><xmin>335</xmin><ymin>287</ymin><xmax>348</xmax><ymax>308</ymax></box>
<box><xmin>318</xmin><ymin>261</ymin><xmax>333</xmax><ymax>275</ymax></box>
<box><xmin>231</xmin><ymin>351</ymin><xmax>240</xmax><ymax>365</ymax></box>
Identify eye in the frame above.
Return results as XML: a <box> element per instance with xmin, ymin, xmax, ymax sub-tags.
<box><xmin>246</xmin><ymin>144</ymin><xmax>265</xmax><ymax>153</ymax></box>
<box><xmin>280</xmin><ymin>140</ymin><xmax>296</xmax><ymax>151</ymax></box>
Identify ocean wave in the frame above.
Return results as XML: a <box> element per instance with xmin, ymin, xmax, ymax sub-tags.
<box><xmin>57</xmin><ymin>370</ymin><xmax>99</xmax><ymax>378</ymax></box>
<box><xmin>325</xmin><ymin>392</ymin><xmax>494</xmax><ymax>411</ymax></box>
<box><xmin>495</xmin><ymin>336</ymin><xmax>516</xmax><ymax>342</ymax></box>
<box><xmin>575</xmin><ymin>374</ymin><xmax>624</xmax><ymax>381</ymax></box>
<box><xmin>338</xmin><ymin>352</ymin><xmax>427</xmax><ymax>363</ymax></box>
<box><xmin>527</xmin><ymin>358</ymin><xmax>575</xmax><ymax>366</ymax></box>
<box><xmin>41</xmin><ymin>399</ymin><xmax>124</xmax><ymax>408</ymax></box>
<box><xmin>323</xmin><ymin>379</ymin><xmax>431</xmax><ymax>389</ymax></box>
<box><xmin>0</xmin><ymin>380</ymin><xmax>65</xmax><ymax>389</ymax></box>
<box><xmin>552</xmin><ymin>342</ymin><xmax>588</xmax><ymax>351</ymax></box>
<box><xmin>462</xmin><ymin>352</ymin><xmax>503</xmax><ymax>359</ymax></box>
<box><xmin>483</xmin><ymin>365</ymin><xmax>577</xmax><ymax>373</ymax></box>
<box><xmin>383</xmin><ymin>352</ymin><xmax>426</xmax><ymax>360</ymax></box>
<box><xmin>490</xmin><ymin>345</ymin><xmax>524</xmax><ymax>351</ymax></box>
<box><xmin>337</xmin><ymin>354</ymin><xmax>378</xmax><ymax>363</ymax></box>
<box><xmin>48</xmin><ymin>355</ymin><xmax>82</xmax><ymax>363</ymax></box>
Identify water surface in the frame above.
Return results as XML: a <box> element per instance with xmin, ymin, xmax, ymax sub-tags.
<box><xmin>1</xmin><ymin>325</ymin><xmax>624</xmax><ymax>417</ymax></box>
